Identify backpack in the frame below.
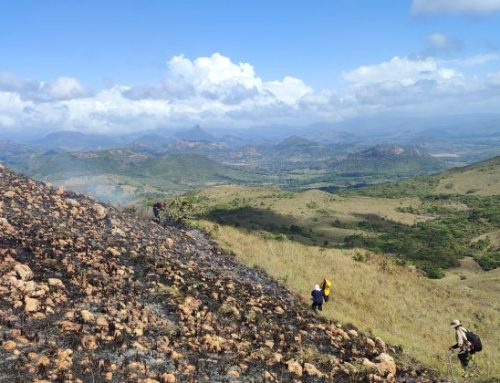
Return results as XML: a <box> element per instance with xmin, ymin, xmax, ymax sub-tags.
<box><xmin>466</xmin><ymin>330</ymin><xmax>483</xmax><ymax>352</ymax></box>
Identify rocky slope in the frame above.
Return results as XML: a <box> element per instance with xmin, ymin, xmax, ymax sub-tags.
<box><xmin>0</xmin><ymin>164</ymin><xmax>441</xmax><ymax>383</ymax></box>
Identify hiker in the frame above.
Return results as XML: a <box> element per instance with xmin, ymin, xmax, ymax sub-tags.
<box><xmin>311</xmin><ymin>284</ymin><xmax>324</xmax><ymax>312</ymax></box>
<box><xmin>448</xmin><ymin>319</ymin><xmax>481</xmax><ymax>369</ymax></box>
<box><xmin>152</xmin><ymin>202</ymin><xmax>166</xmax><ymax>222</ymax></box>
<box><xmin>321</xmin><ymin>276</ymin><xmax>332</xmax><ymax>302</ymax></box>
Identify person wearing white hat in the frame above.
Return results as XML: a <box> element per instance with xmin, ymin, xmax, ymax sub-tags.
<box><xmin>449</xmin><ymin>319</ymin><xmax>473</xmax><ymax>369</ymax></box>
<box><xmin>311</xmin><ymin>284</ymin><xmax>324</xmax><ymax>312</ymax></box>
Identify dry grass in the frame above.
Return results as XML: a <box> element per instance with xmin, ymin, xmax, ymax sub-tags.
<box><xmin>435</xmin><ymin>164</ymin><xmax>500</xmax><ymax>196</ymax></box>
<box><xmin>199</xmin><ymin>185</ymin><xmax>430</xmax><ymax>247</ymax></box>
<box><xmin>199</xmin><ymin>221</ymin><xmax>500</xmax><ymax>380</ymax></box>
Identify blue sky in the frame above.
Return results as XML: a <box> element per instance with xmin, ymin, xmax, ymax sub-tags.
<box><xmin>1</xmin><ymin>0</ymin><xmax>500</xmax><ymax>133</ymax></box>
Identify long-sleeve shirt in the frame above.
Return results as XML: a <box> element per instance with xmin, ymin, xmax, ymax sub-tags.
<box><xmin>452</xmin><ymin>326</ymin><xmax>469</xmax><ymax>350</ymax></box>
<box><xmin>311</xmin><ymin>289</ymin><xmax>324</xmax><ymax>304</ymax></box>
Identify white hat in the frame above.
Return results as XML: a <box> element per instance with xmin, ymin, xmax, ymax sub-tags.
<box><xmin>450</xmin><ymin>319</ymin><xmax>461</xmax><ymax>327</ymax></box>
<box><xmin>314</xmin><ymin>284</ymin><xmax>321</xmax><ymax>291</ymax></box>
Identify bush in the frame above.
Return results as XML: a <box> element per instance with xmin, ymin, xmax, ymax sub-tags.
<box><xmin>476</xmin><ymin>252</ymin><xmax>500</xmax><ymax>271</ymax></box>
<box><xmin>424</xmin><ymin>267</ymin><xmax>445</xmax><ymax>279</ymax></box>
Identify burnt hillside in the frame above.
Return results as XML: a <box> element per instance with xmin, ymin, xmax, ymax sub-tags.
<box><xmin>0</xmin><ymin>163</ymin><xmax>440</xmax><ymax>383</ymax></box>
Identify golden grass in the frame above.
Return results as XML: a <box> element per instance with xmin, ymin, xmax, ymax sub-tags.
<box><xmin>435</xmin><ymin>165</ymin><xmax>500</xmax><ymax>196</ymax></box>
<box><xmin>198</xmin><ymin>185</ymin><xmax>430</xmax><ymax>247</ymax></box>
<box><xmin>199</xmin><ymin>221</ymin><xmax>500</xmax><ymax>380</ymax></box>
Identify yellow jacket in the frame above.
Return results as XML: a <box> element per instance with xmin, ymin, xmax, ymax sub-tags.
<box><xmin>321</xmin><ymin>279</ymin><xmax>331</xmax><ymax>296</ymax></box>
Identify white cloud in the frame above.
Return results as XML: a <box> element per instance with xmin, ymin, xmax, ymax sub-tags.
<box><xmin>42</xmin><ymin>77</ymin><xmax>87</xmax><ymax>100</ymax></box>
<box><xmin>0</xmin><ymin>73</ymin><xmax>88</xmax><ymax>102</ymax></box>
<box><xmin>1</xmin><ymin>53</ymin><xmax>499</xmax><ymax>134</ymax></box>
<box><xmin>461</xmin><ymin>53</ymin><xmax>500</xmax><ymax>66</ymax></box>
<box><xmin>342</xmin><ymin>56</ymin><xmax>462</xmax><ymax>85</ymax></box>
<box><xmin>486</xmin><ymin>70</ymin><xmax>500</xmax><ymax>87</ymax></box>
<box><xmin>412</xmin><ymin>0</ymin><xmax>500</xmax><ymax>14</ymax></box>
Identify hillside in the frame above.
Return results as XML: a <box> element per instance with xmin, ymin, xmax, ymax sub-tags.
<box><xmin>33</xmin><ymin>131</ymin><xmax>128</xmax><ymax>151</ymax></box>
<box><xmin>14</xmin><ymin>151</ymin><xmax>261</xmax><ymax>202</ymax></box>
<box><xmin>346</xmin><ymin>155</ymin><xmax>500</xmax><ymax>198</ymax></box>
<box><xmin>0</xmin><ymin>164</ymin><xmax>445</xmax><ymax>382</ymax></box>
<box><xmin>158</xmin><ymin>175</ymin><xmax>499</xmax><ymax>379</ymax></box>
<box><xmin>331</xmin><ymin>146</ymin><xmax>447</xmax><ymax>177</ymax></box>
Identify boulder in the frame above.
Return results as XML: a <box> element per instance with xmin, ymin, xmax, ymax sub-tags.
<box><xmin>25</xmin><ymin>296</ymin><xmax>40</xmax><ymax>312</ymax></box>
<box><xmin>161</xmin><ymin>373</ymin><xmax>176</xmax><ymax>383</ymax></box>
<box><xmin>15</xmin><ymin>264</ymin><xmax>33</xmax><ymax>281</ymax></box>
<box><xmin>304</xmin><ymin>362</ymin><xmax>324</xmax><ymax>377</ymax></box>
<box><xmin>286</xmin><ymin>360</ymin><xmax>302</xmax><ymax>377</ymax></box>
<box><xmin>375</xmin><ymin>353</ymin><xmax>396</xmax><ymax>376</ymax></box>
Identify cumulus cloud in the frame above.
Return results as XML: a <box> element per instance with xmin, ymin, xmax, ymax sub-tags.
<box><xmin>0</xmin><ymin>72</ymin><xmax>88</xmax><ymax>102</ymax></box>
<box><xmin>412</xmin><ymin>0</ymin><xmax>500</xmax><ymax>14</ymax></box>
<box><xmin>342</xmin><ymin>56</ymin><xmax>462</xmax><ymax>85</ymax></box>
<box><xmin>41</xmin><ymin>77</ymin><xmax>88</xmax><ymax>100</ymax></box>
<box><xmin>1</xmin><ymin>52</ymin><xmax>500</xmax><ymax>134</ymax></box>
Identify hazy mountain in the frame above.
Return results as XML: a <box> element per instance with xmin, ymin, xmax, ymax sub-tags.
<box><xmin>331</xmin><ymin>145</ymin><xmax>447</xmax><ymax>176</ymax></box>
<box><xmin>32</xmin><ymin>130</ymin><xmax>128</xmax><ymax>151</ymax></box>
<box><xmin>174</xmin><ymin>125</ymin><xmax>217</xmax><ymax>142</ymax></box>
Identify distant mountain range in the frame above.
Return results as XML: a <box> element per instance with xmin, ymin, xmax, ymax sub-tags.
<box><xmin>2</xmin><ymin>112</ymin><xmax>496</xmax><ymax>164</ymax></box>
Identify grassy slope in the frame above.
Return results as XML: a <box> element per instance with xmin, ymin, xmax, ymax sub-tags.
<box><xmin>345</xmin><ymin>155</ymin><xmax>500</xmax><ymax>198</ymax></box>
<box><xmin>173</xmin><ymin>157</ymin><xmax>500</xmax><ymax>380</ymax></box>
<box><xmin>196</xmin><ymin>222</ymin><xmax>499</xmax><ymax>380</ymax></box>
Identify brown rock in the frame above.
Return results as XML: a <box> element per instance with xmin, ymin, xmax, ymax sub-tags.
<box><xmin>274</xmin><ymin>306</ymin><xmax>285</xmax><ymax>315</ymax></box>
<box><xmin>82</xmin><ymin>335</ymin><xmax>98</xmax><ymax>350</ymax></box>
<box><xmin>25</xmin><ymin>296</ymin><xmax>40</xmax><ymax>312</ymax></box>
<box><xmin>375</xmin><ymin>353</ymin><xmax>396</xmax><ymax>376</ymax></box>
<box><xmin>93</xmin><ymin>204</ymin><xmax>107</xmax><ymax>220</ymax></box>
<box><xmin>15</xmin><ymin>264</ymin><xmax>34</xmax><ymax>281</ymax></box>
<box><xmin>348</xmin><ymin>329</ymin><xmax>358</xmax><ymax>337</ymax></box>
<box><xmin>375</xmin><ymin>337</ymin><xmax>387</xmax><ymax>351</ymax></box>
<box><xmin>106</xmin><ymin>247</ymin><xmax>121</xmax><ymax>257</ymax></box>
<box><xmin>286</xmin><ymin>360</ymin><xmax>302</xmax><ymax>377</ymax></box>
<box><xmin>3</xmin><ymin>340</ymin><xmax>16</xmax><ymax>352</ymax></box>
<box><xmin>161</xmin><ymin>373</ymin><xmax>176</xmax><ymax>383</ymax></box>
<box><xmin>80</xmin><ymin>310</ymin><xmax>95</xmax><ymax>323</ymax></box>
<box><xmin>362</xmin><ymin>358</ymin><xmax>378</xmax><ymax>372</ymax></box>
<box><xmin>48</xmin><ymin>278</ymin><xmax>65</xmax><ymax>289</ymax></box>
<box><xmin>304</xmin><ymin>363</ymin><xmax>324</xmax><ymax>377</ymax></box>
<box><xmin>37</xmin><ymin>356</ymin><xmax>50</xmax><ymax>367</ymax></box>
<box><xmin>66</xmin><ymin>198</ymin><xmax>80</xmax><ymax>207</ymax></box>
<box><xmin>56</xmin><ymin>349</ymin><xmax>73</xmax><ymax>371</ymax></box>
<box><xmin>4</xmin><ymin>190</ymin><xmax>15</xmax><ymax>198</ymax></box>
<box><xmin>264</xmin><ymin>371</ymin><xmax>276</xmax><ymax>381</ymax></box>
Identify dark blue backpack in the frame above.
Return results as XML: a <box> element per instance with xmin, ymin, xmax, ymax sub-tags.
<box><xmin>466</xmin><ymin>330</ymin><xmax>483</xmax><ymax>352</ymax></box>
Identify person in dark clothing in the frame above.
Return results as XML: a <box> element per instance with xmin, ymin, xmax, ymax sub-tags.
<box><xmin>449</xmin><ymin>319</ymin><xmax>475</xmax><ymax>370</ymax></box>
<box><xmin>311</xmin><ymin>284</ymin><xmax>324</xmax><ymax>312</ymax></box>
<box><xmin>153</xmin><ymin>202</ymin><xmax>166</xmax><ymax>222</ymax></box>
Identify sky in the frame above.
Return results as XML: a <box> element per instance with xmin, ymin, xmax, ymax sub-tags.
<box><xmin>1</xmin><ymin>0</ymin><xmax>500</xmax><ymax>134</ymax></box>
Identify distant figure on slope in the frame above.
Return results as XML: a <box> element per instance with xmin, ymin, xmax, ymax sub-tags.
<box><xmin>448</xmin><ymin>319</ymin><xmax>482</xmax><ymax>370</ymax></box>
<box><xmin>153</xmin><ymin>202</ymin><xmax>166</xmax><ymax>223</ymax></box>
<box><xmin>311</xmin><ymin>284</ymin><xmax>324</xmax><ymax>312</ymax></box>
<box><xmin>321</xmin><ymin>276</ymin><xmax>332</xmax><ymax>302</ymax></box>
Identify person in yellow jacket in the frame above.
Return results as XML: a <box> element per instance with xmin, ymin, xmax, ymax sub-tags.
<box><xmin>321</xmin><ymin>276</ymin><xmax>331</xmax><ymax>302</ymax></box>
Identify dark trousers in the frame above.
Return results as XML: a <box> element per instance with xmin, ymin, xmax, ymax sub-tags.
<box><xmin>311</xmin><ymin>302</ymin><xmax>323</xmax><ymax>311</ymax></box>
<box><xmin>458</xmin><ymin>350</ymin><xmax>474</xmax><ymax>368</ymax></box>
